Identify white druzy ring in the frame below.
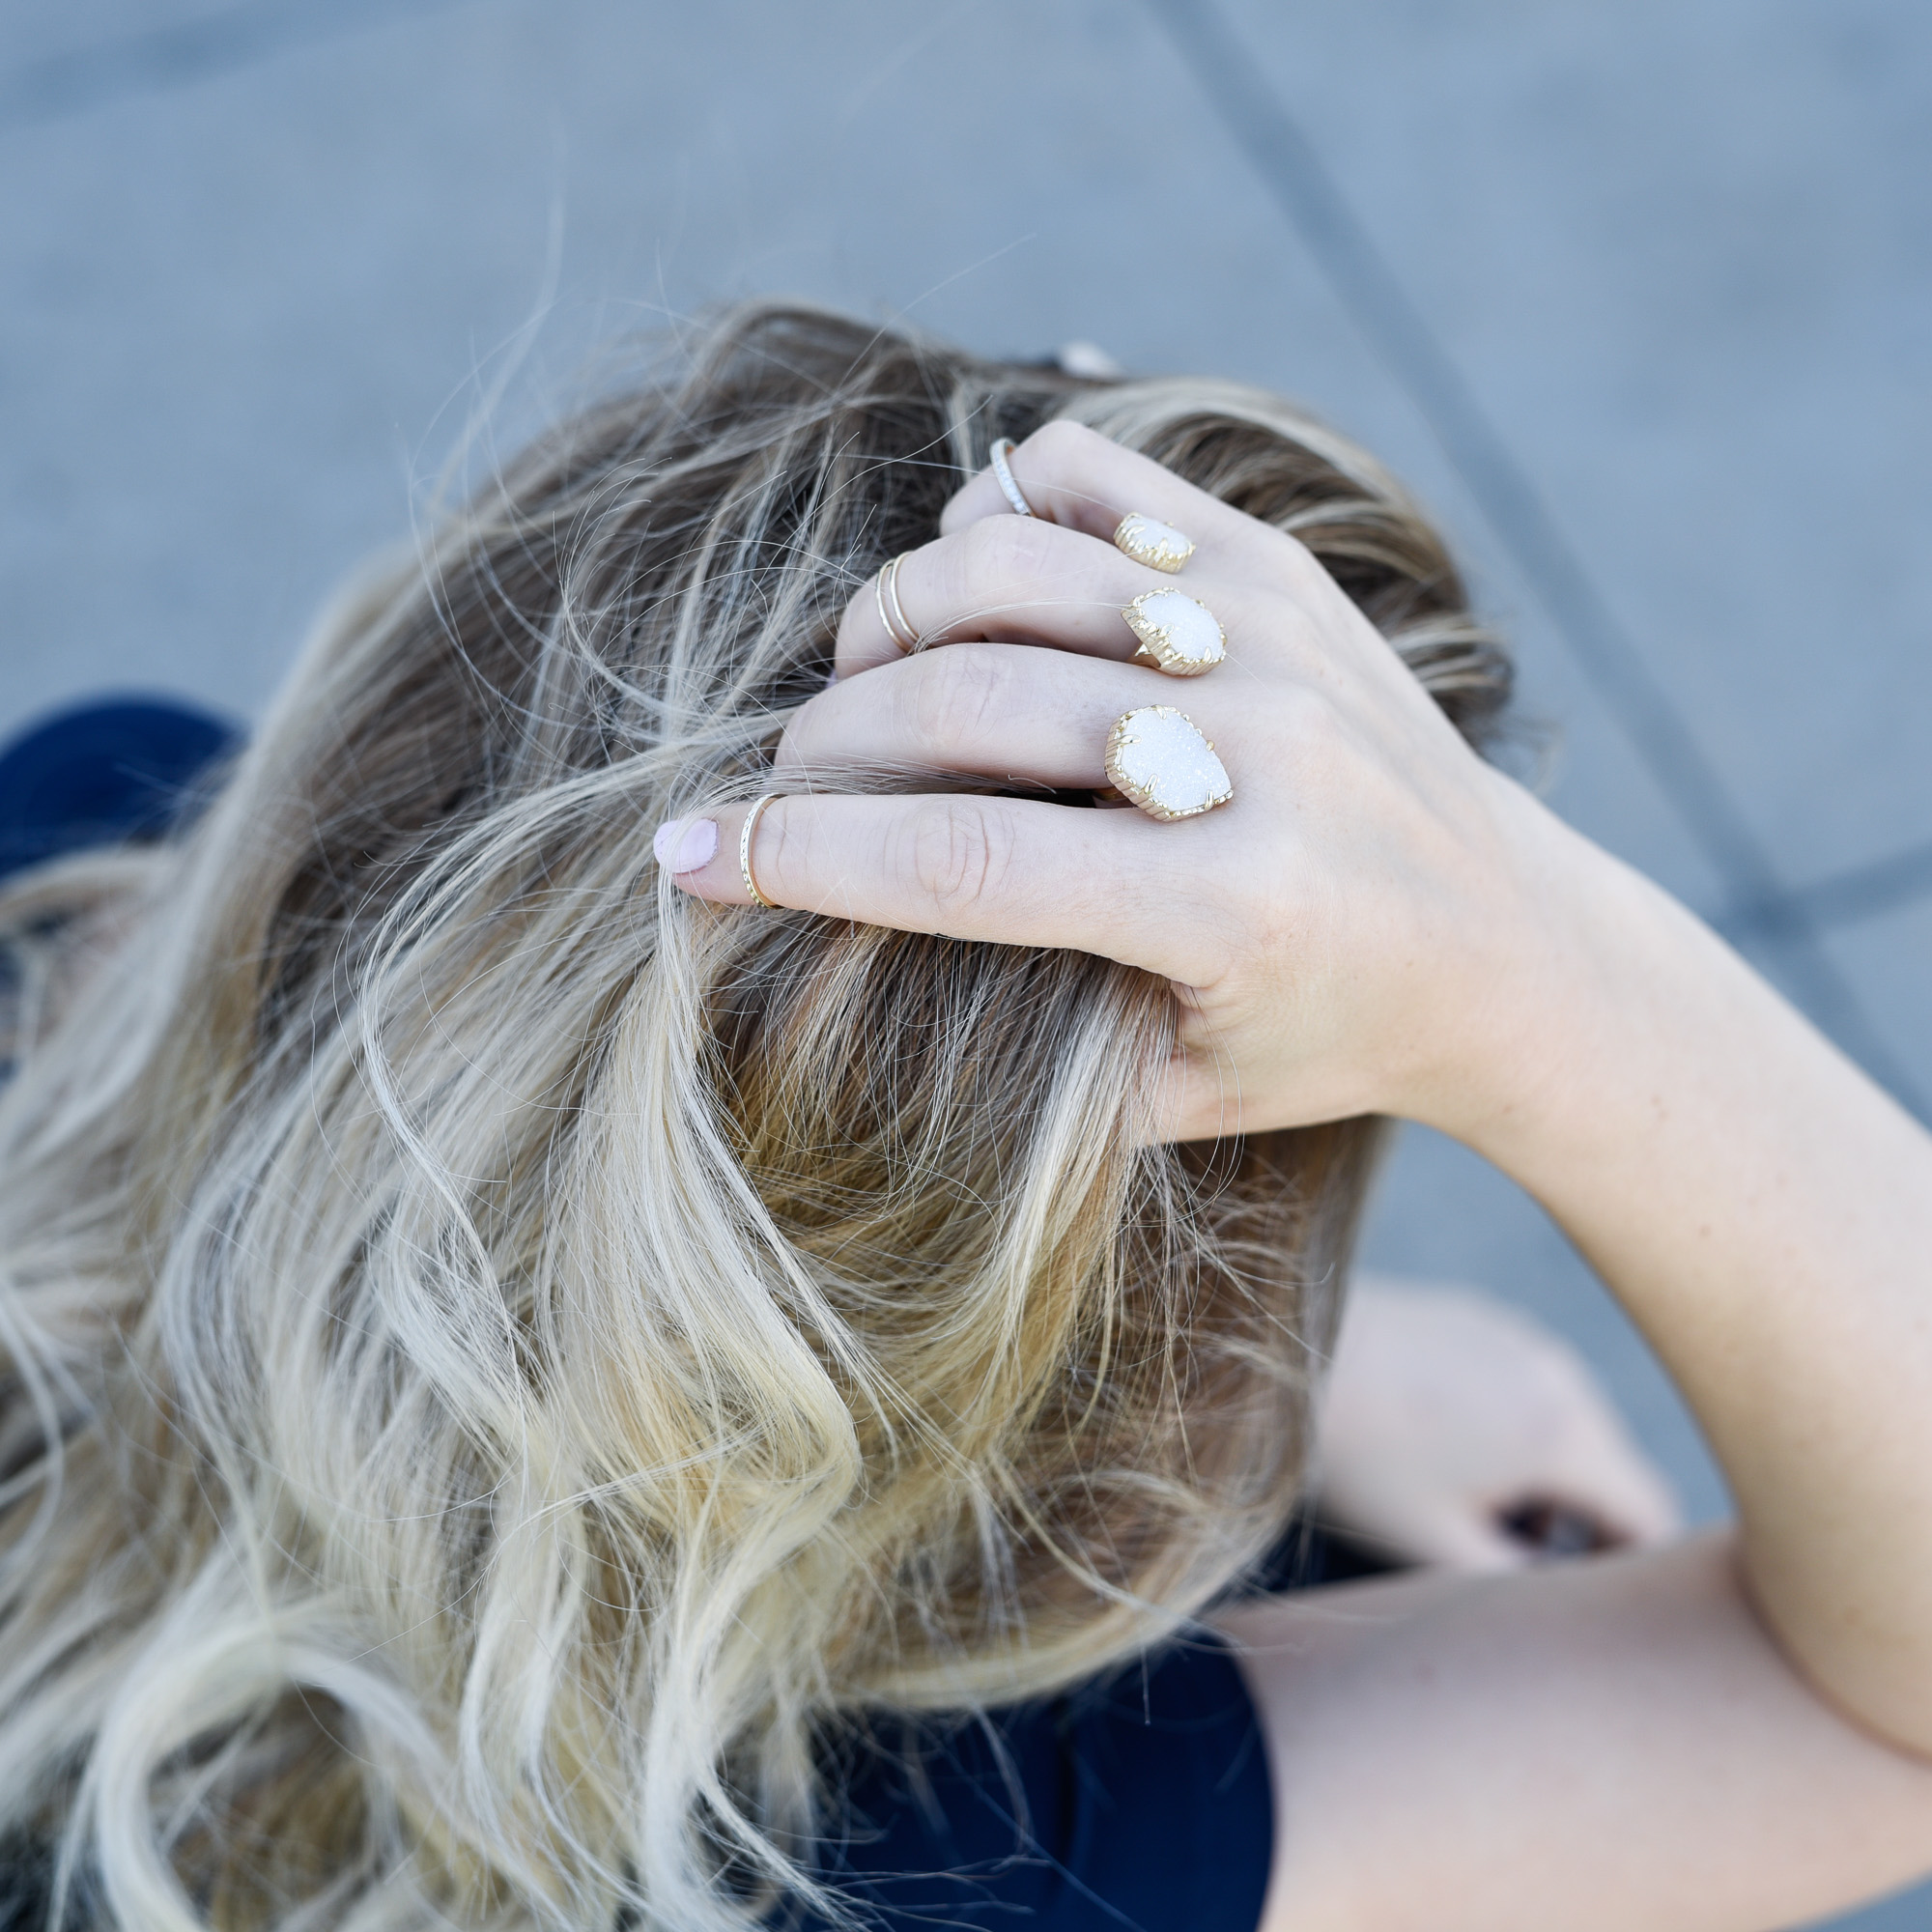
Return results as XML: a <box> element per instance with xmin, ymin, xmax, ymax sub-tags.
<box><xmin>1103</xmin><ymin>705</ymin><xmax>1234</xmax><ymax>822</ymax></box>
<box><xmin>1113</xmin><ymin>512</ymin><xmax>1196</xmax><ymax>574</ymax></box>
<box><xmin>1122</xmin><ymin>588</ymin><xmax>1227</xmax><ymax>677</ymax></box>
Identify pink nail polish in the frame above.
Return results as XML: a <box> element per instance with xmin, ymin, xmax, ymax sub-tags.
<box><xmin>661</xmin><ymin>817</ymin><xmax>718</xmax><ymax>874</ymax></box>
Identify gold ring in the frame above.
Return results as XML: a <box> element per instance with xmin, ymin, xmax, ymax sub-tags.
<box><xmin>1122</xmin><ymin>588</ymin><xmax>1225</xmax><ymax>676</ymax></box>
<box><xmin>987</xmin><ymin>438</ymin><xmax>1037</xmax><ymax>518</ymax></box>
<box><xmin>874</xmin><ymin>554</ymin><xmax>921</xmax><ymax>654</ymax></box>
<box><xmin>1103</xmin><ymin>706</ymin><xmax>1233</xmax><ymax>822</ymax></box>
<box><xmin>1114</xmin><ymin>512</ymin><xmax>1195</xmax><ymax>574</ymax></box>
<box><xmin>740</xmin><ymin>794</ymin><xmax>781</xmax><ymax>907</ymax></box>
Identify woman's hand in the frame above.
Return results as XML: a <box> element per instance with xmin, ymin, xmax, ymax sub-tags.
<box><xmin>663</xmin><ymin>418</ymin><xmax>1932</xmax><ymax>1766</ymax></box>
<box><xmin>656</xmin><ymin>420</ymin><xmax>1569</xmax><ymax>1143</ymax></box>
<box><xmin>1317</xmin><ymin>1276</ymin><xmax>1682</xmax><ymax>1571</ymax></box>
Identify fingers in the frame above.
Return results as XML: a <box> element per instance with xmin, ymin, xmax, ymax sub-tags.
<box><xmin>837</xmin><ymin>512</ymin><xmax>1188</xmax><ymax>678</ymax></box>
<box><xmin>939</xmin><ymin>419</ymin><xmax>1295</xmax><ymax>575</ymax></box>
<box><xmin>1477</xmin><ymin>1412</ymin><xmax>1685</xmax><ymax>1564</ymax></box>
<box><xmin>1510</xmin><ymin>1346</ymin><xmax>1687</xmax><ymax>1548</ymax></box>
<box><xmin>1319</xmin><ymin>1282</ymin><xmax>1690</xmax><ymax>1575</ymax></box>
<box><xmin>844</xmin><ymin>419</ymin><xmax>1360</xmax><ymax>688</ymax></box>
<box><xmin>651</xmin><ymin>790</ymin><xmax>1230</xmax><ymax>987</ymax></box>
<box><xmin>1520</xmin><ymin>1429</ymin><xmax>1686</xmax><ymax>1548</ymax></box>
<box><xmin>654</xmin><ymin>785</ymin><xmax>1261</xmax><ymax>1147</ymax></box>
<box><xmin>781</xmin><ymin>642</ymin><xmax>1175</xmax><ymax>789</ymax></box>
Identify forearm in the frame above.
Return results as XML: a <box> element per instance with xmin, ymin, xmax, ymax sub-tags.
<box><xmin>1224</xmin><ymin>1535</ymin><xmax>1932</xmax><ymax>1932</ymax></box>
<box><xmin>1427</xmin><ymin>803</ymin><xmax>1932</xmax><ymax>1749</ymax></box>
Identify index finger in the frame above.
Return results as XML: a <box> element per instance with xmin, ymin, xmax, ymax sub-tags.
<box><xmin>654</xmin><ymin>791</ymin><xmax>1232</xmax><ymax>989</ymax></box>
<box><xmin>940</xmin><ymin>419</ymin><xmax>1294</xmax><ymax>576</ymax></box>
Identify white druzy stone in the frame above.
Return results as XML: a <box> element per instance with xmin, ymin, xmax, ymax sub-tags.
<box><xmin>1116</xmin><ymin>513</ymin><xmax>1196</xmax><ymax>573</ymax></box>
<box><xmin>1106</xmin><ymin>705</ymin><xmax>1233</xmax><ymax>820</ymax></box>
<box><xmin>1124</xmin><ymin>588</ymin><xmax>1226</xmax><ymax>673</ymax></box>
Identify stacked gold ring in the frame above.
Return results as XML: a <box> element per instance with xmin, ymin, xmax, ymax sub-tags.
<box><xmin>873</xmin><ymin>554</ymin><xmax>921</xmax><ymax>654</ymax></box>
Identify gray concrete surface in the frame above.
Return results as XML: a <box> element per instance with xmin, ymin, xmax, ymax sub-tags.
<box><xmin>3</xmin><ymin>2</ymin><xmax>1929</xmax><ymax>1923</ymax></box>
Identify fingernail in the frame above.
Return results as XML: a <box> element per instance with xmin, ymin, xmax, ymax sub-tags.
<box><xmin>652</xmin><ymin>817</ymin><xmax>719</xmax><ymax>873</ymax></box>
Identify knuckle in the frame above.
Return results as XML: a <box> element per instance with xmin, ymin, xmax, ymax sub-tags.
<box><xmin>958</xmin><ymin>509</ymin><xmax>1060</xmax><ymax>582</ymax></box>
<box><xmin>1281</xmin><ymin>684</ymin><xmax>1346</xmax><ymax>759</ymax></box>
<box><xmin>901</xmin><ymin>646</ymin><xmax>1010</xmax><ymax>753</ymax></box>
<box><xmin>772</xmin><ymin>696</ymin><xmax>827</xmax><ymax>772</ymax></box>
<box><xmin>761</xmin><ymin>797</ymin><xmax>818</xmax><ymax>899</ymax></box>
<box><xmin>1027</xmin><ymin>418</ymin><xmax>1107</xmax><ymax>466</ymax></box>
<box><xmin>899</xmin><ymin>798</ymin><xmax>1014</xmax><ymax>923</ymax></box>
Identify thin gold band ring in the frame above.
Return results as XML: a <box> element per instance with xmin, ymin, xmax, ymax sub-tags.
<box><xmin>740</xmin><ymin>794</ymin><xmax>781</xmax><ymax>908</ymax></box>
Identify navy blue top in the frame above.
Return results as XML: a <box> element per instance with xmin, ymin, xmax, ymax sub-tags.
<box><xmin>0</xmin><ymin>696</ymin><xmax>241</xmax><ymax>882</ymax></box>
<box><xmin>810</xmin><ymin>1634</ymin><xmax>1273</xmax><ymax>1932</ymax></box>
<box><xmin>801</xmin><ymin>1527</ymin><xmax>1390</xmax><ymax>1932</ymax></box>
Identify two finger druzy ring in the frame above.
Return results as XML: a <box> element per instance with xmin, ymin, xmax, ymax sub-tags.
<box><xmin>1114</xmin><ymin>513</ymin><xmax>1216</xmax><ymax>678</ymax></box>
<box><xmin>1103</xmin><ymin>705</ymin><xmax>1234</xmax><ymax>822</ymax></box>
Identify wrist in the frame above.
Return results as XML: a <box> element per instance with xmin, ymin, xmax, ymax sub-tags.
<box><xmin>1395</xmin><ymin>783</ymin><xmax>1699</xmax><ymax>1161</ymax></box>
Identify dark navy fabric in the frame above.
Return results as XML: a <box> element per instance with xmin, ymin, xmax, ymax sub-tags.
<box><xmin>811</xmin><ymin>1634</ymin><xmax>1272</xmax><ymax>1932</ymax></box>
<box><xmin>803</xmin><ymin>1526</ymin><xmax>1397</xmax><ymax>1932</ymax></box>
<box><xmin>0</xmin><ymin>696</ymin><xmax>242</xmax><ymax>882</ymax></box>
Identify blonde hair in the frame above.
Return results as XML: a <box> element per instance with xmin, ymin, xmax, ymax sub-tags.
<box><xmin>0</xmin><ymin>304</ymin><xmax>1509</xmax><ymax>1930</ymax></box>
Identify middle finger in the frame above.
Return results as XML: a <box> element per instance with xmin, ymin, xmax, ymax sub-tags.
<box><xmin>782</xmin><ymin>640</ymin><xmax>1221</xmax><ymax>792</ymax></box>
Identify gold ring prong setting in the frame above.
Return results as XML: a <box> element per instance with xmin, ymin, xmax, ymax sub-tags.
<box><xmin>1103</xmin><ymin>706</ymin><xmax>1234</xmax><ymax>822</ymax></box>
<box><xmin>1122</xmin><ymin>588</ymin><xmax>1226</xmax><ymax>677</ymax></box>
<box><xmin>1114</xmin><ymin>512</ymin><xmax>1195</xmax><ymax>574</ymax></box>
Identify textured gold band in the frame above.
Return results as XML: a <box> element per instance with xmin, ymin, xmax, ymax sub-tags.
<box><xmin>874</xmin><ymin>553</ymin><xmax>921</xmax><ymax>654</ymax></box>
<box><xmin>739</xmin><ymin>794</ymin><xmax>781</xmax><ymax>908</ymax></box>
<box><xmin>987</xmin><ymin>438</ymin><xmax>1037</xmax><ymax>518</ymax></box>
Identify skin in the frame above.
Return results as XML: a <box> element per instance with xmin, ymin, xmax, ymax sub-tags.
<box><xmin>659</xmin><ymin>419</ymin><xmax>1932</xmax><ymax>1927</ymax></box>
<box><xmin>1317</xmin><ymin>1277</ymin><xmax>1682</xmax><ymax>1571</ymax></box>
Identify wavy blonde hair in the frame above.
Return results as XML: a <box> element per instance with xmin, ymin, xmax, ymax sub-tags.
<box><xmin>0</xmin><ymin>304</ymin><xmax>1509</xmax><ymax>1930</ymax></box>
